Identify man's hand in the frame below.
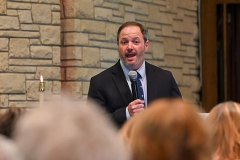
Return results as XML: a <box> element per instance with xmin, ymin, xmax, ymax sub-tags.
<box><xmin>127</xmin><ymin>99</ymin><xmax>145</xmax><ymax>116</ymax></box>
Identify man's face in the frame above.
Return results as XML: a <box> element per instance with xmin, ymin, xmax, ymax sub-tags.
<box><xmin>118</xmin><ymin>26</ymin><xmax>149</xmax><ymax>70</ymax></box>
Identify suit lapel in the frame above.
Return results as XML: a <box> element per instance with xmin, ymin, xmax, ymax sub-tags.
<box><xmin>146</xmin><ymin>62</ymin><xmax>157</xmax><ymax>104</ymax></box>
<box><xmin>111</xmin><ymin>61</ymin><xmax>133</xmax><ymax>105</ymax></box>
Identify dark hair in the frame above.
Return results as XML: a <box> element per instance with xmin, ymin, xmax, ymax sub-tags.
<box><xmin>117</xmin><ymin>21</ymin><xmax>148</xmax><ymax>43</ymax></box>
<box><xmin>0</xmin><ymin>107</ymin><xmax>27</xmax><ymax>138</ymax></box>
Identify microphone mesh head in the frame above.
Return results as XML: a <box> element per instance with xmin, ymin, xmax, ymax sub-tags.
<box><xmin>128</xmin><ymin>71</ymin><xmax>137</xmax><ymax>81</ymax></box>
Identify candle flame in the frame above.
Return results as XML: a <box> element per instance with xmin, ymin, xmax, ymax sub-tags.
<box><xmin>40</xmin><ymin>75</ymin><xmax>43</xmax><ymax>82</ymax></box>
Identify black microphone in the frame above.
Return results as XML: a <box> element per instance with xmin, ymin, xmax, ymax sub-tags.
<box><xmin>128</xmin><ymin>71</ymin><xmax>138</xmax><ymax>100</ymax></box>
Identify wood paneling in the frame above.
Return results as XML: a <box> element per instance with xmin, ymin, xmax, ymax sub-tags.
<box><xmin>201</xmin><ymin>0</ymin><xmax>218</xmax><ymax>111</ymax></box>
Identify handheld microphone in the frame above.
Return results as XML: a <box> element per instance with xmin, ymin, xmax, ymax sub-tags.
<box><xmin>128</xmin><ymin>71</ymin><xmax>138</xmax><ymax>100</ymax></box>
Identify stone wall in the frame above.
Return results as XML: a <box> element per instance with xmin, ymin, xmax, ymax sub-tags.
<box><xmin>0</xmin><ymin>0</ymin><xmax>61</xmax><ymax>107</ymax></box>
<box><xmin>0</xmin><ymin>0</ymin><xmax>200</xmax><ymax>107</ymax></box>
<box><xmin>61</xmin><ymin>0</ymin><xmax>200</xmax><ymax>103</ymax></box>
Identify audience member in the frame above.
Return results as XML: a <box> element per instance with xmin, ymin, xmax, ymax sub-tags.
<box><xmin>0</xmin><ymin>107</ymin><xmax>27</xmax><ymax>138</ymax></box>
<box><xmin>120</xmin><ymin>99</ymin><xmax>213</xmax><ymax>160</ymax></box>
<box><xmin>13</xmin><ymin>96</ymin><xmax>131</xmax><ymax>160</ymax></box>
<box><xmin>0</xmin><ymin>135</ymin><xmax>23</xmax><ymax>160</ymax></box>
<box><xmin>208</xmin><ymin>101</ymin><xmax>240</xmax><ymax>160</ymax></box>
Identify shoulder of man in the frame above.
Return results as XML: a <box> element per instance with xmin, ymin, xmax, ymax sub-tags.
<box><xmin>146</xmin><ymin>61</ymin><xmax>172</xmax><ymax>75</ymax></box>
<box><xmin>90</xmin><ymin>61</ymin><xmax>121</xmax><ymax>80</ymax></box>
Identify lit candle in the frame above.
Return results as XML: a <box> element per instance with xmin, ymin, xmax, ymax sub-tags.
<box><xmin>39</xmin><ymin>75</ymin><xmax>45</xmax><ymax>92</ymax></box>
<box><xmin>39</xmin><ymin>75</ymin><xmax>45</xmax><ymax>107</ymax></box>
<box><xmin>40</xmin><ymin>75</ymin><xmax>43</xmax><ymax>83</ymax></box>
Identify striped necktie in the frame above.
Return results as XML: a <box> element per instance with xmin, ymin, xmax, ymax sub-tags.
<box><xmin>136</xmin><ymin>72</ymin><xmax>144</xmax><ymax>101</ymax></box>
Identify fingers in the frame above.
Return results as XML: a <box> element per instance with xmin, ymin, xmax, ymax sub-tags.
<box><xmin>132</xmin><ymin>107</ymin><xmax>144</xmax><ymax>116</ymax></box>
<box><xmin>128</xmin><ymin>99</ymin><xmax>145</xmax><ymax>116</ymax></box>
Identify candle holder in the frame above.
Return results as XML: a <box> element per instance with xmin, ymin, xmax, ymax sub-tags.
<box><xmin>39</xmin><ymin>82</ymin><xmax>45</xmax><ymax>92</ymax></box>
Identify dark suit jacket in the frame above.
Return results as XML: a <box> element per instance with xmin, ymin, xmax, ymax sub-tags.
<box><xmin>88</xmin><ymin>60</ymin><xmax>181</xmax><ymax>127</ymax></box>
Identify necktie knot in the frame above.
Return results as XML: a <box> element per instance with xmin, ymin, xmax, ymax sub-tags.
<box><xmin>137</xmin><ymin>72</ymin><xmax>142</xmax><ymax>79</ymax></box>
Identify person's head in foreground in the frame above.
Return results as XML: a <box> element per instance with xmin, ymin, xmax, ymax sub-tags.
<box><xmin>13</xmin><ymin>96</ymin><xmax>130</xmax><ymax>160</ymax></box>
<box><xmin>208</xmin><ymin>101</ymin><xmax>240</xmax><ymax>160</ymax></box>
<box><xmin>120</xmin><ymin>98</ymin><xmax>213</xmax><ymax>160</ymax></box>
<box><xmin>0</xmin><ymin>107</ymin><xmax>27</xmax><ymax>138</ymax></box>
<box><xmin>0</xmin><ymin>135</ymin><xmax>23</xmax><ymax>160</ymax></box>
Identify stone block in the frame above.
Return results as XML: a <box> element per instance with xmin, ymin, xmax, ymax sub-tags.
<box><xmin>0</xmin><ymin>0</ymin><xmax>6</xmax><ymax>14</ymax></box>
<box><xmin>151</xmin><ymin>42</ymin><xmax>165</xmax><ymax>60</ymax></box>
<box><xmin>0</xmin><ymin>52</ymin><xmax>8</xmax><ymax>71</ymax></box>
<box><xmin>89</xmin><ymin>34</ymin><xmax>106</xmax><ymax>41</ymax></box>
<box><xmin>82</xmin><ymin>47</ymin><xmax>100</xmax><ymax>67</ymax></box>
<box><xmin>7</xmin><ymin>2</ymin><xmax>31</xmax><ymax>10</ymax></box>
<box><xmin>52</xmin><ymin>81</ymin><xmax>61</xmax><ymax>94</ymax></box>
<box><xmin>101</xmin><ymin>62</ymin><xmax>115</xmax><ymax>69</ymax></box>
<box><xmin>52</xmin><ymin>47</ymin><xmax>61</xmax><ymax>65</ymax></box>
<box><xmin>79</xmin><ymin>20</ymin><xmax>105</xmax><ymax>34</ymax></box>
<box><xmin>52</xmin><ymin>5</ymin><xmax>61</xmax><ymax>11</ymax></box>
<box><xmin>61</xmin><ymin>19</ymin><xmax>80</xmax><ymax>32</ymax></box>
<box><xmin>20</xmin><ymin>24</ymin><xmax>39</xmax><ymax>31</ymax></box>
<box><xmin>32</xmin><ymin>4</ymin><xmax>51</xmax><ymax>24</ymax></box>
<box><xmin>30</xmin><ymin>46</ymin><xmax>52</xmax><ymax>59</ymax></box>
<box><xmin>18</xmin><ymin>10</ymin><xmax>32</xmax><ymax>23</ymax></box>
<box><xmin>106</xmin><ymin>23</ymin><xmax>118</xmax><ymax>42</ymax></box>
<box><xmin>0</xmin><ymin>16</ymin><xmax>19</xmax><ymax>29</ymax></box>
<box><xmin>66</xmin><ymin>68</ymin><xmax>103</xmax><ymax>81</ymax></box>
<box><xmin>0</xmin><ymin>74</ymin><xmax>25</xmax><ymax>93</ymax></box>
<box><xmin>63</xmin><ymin>32</ymin><xmax>88</xmax><ymax>45</ymax></box>
<box><xmin>36</xmin><ymin>67</ymin><xmax>61</xmax><ymax>80</ymax></box>
<box><xmin>9</xmin><ymin>66</ymin><xmax>36</xmax><ymax>73</ymax></box>
<box><xmin>61</xmin><ymin>46</ymin><xmax>82</xmax><ymax>60</ymax></box>
<box><xmin>52</xmin><ymin>12</ymin><xmax>61</xmax><ymax>24</ymax></box>
<box><xmin>133</xmin><ymin>1</ymin><xmax>149</xmax><ymax>15</ymax></box>
<box><xmin>9</xmin><ymin>95</ymin><xmax>26</xmax><ymax>101</ymax></box>
<box><xmin>0</xmin><ymin>31</ymin><xmax>39</xmax><ymax>38</ymax></box>
<box><xmin>8</xmin><ymin>102</ymin><xmax>37</xmax><ymax>108</ymax></box>
<box><xmin>9</xmin><ymin>38</ymin><xmax>30</xmax><ymax>58</ymax></box>
<box><xmin>0</xmin><ymin>38</ymin><xmax>8</xmax><ymax>51</ymax></box>
<box><xmin>40</xmin><ymin>26</ymin><xmax>61</xmax><ymax>45</ymax></box>
<box><xmin>100</xmin><ymin>48</ymin><xmax>118</xmax><ymax>62</ymax></box>
<box><xmin>62</xmin><ymin>0</ymin><xmax>94</xmax><ymax>18</ymax></box>
<box><xmin>95</xmin><ymin>7</ymin><xmax>112</xmax><ymax>21</ymax></box>
<box><xmin>7</xmin><ymin>9</ymin><xmax>18</xmax><ymax>16</ymax></box>
<box><xmin>9</xmin><ymin>59</ymin><xmax>53</xmax><ymax>66</ymax></box>
<box><xmin>165</xmin><ymin>55</ymin><xmax>184</xmax><ymax>68</ymax></box>
<box><xmin>39</xmin><ymin>0</ymin><xmax>59</xmax><ymax>4</ymax></box>
<box><xmin>163</xmin><ymin>38</ymin><xmax>181</xmax><ymax>54</ymax></box>
<box><xmin>0</xmin><ymin>94</ymin><xmax>8</xmax><ymax>107</ymax></box>
<box><xmin>82</xmin><ymin>81</ymin><xmax>89</xmax><ymax>95</ymax></box>
<box><xmin>89</xmin><ymin>40</ymin><xmax>116</xmax><ymax>49</ymax></box>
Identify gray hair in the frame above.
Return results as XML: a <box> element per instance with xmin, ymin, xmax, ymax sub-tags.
<box><xmin>13</xmin><ymin>96</ymin><xmax>130</xmax><ymax>160</ymax></box>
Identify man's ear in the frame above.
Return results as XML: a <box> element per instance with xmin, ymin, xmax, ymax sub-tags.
<box><xmin>144</xmin><ymin>40</ymin><xmax>150</xmax><ymax>49</ymax></box>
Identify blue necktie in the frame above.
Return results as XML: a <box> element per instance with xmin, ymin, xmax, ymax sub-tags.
<box><xmin>136</xmin><ymin>72</ymin><xmax>144</xmax><ymax>101</ymax></box>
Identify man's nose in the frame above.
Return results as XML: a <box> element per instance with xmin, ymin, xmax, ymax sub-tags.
<box><xmin>127</xmin><ymin>42</ymin><xmax>133</xmax><ymax>49</ymax></box>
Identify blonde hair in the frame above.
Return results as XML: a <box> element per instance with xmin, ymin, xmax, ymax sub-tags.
<box><xmin>208</xmin><ymin>101</ymin><xmax>240</xmax><ymax>160</ymax></box>
<box><xmin>120</xmin><ymin>99</ymin><xmax>213</xmax><ymax>160</ymax></box>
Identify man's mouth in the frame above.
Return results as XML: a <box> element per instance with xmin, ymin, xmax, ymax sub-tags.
<box><xmin>126</xmin><ymin>53</ymin><xmax>136</xmax><ymax>58</ymax></box>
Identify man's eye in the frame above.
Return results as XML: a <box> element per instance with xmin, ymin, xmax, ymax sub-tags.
<box><xmin>133</xmin><ymin>41</ymin><xmax>140</xmax><ymax>45</ymax></box>
<box><xmin>120</xmin><ymin>41</ymin><xmax>128</xmax><ymax>45</ymax></box>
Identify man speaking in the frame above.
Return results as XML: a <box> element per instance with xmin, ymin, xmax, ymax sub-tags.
<box><xmin>88</xmin><ymin>21</ymin><xmax>182</xmax><ymax>127</ymax></box>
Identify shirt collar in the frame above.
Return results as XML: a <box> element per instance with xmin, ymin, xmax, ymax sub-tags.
<box><xmin>120</xmin><ymin>60</ymin><xmax>146</xmax><ymax>80</ymax></box>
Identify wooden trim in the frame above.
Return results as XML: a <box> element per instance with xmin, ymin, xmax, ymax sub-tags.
<box><xmin>201</xmin><ymin>0</ymin><xmax>218</xmax><ymax>111</ymax></box>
